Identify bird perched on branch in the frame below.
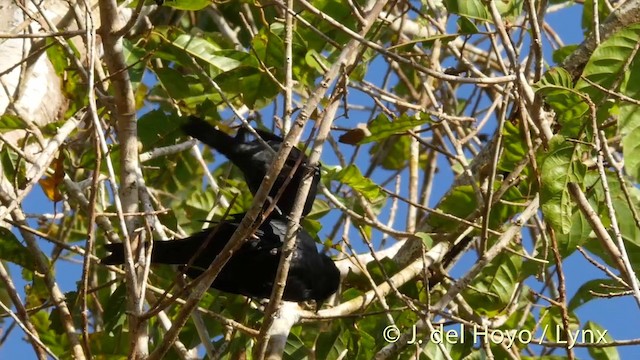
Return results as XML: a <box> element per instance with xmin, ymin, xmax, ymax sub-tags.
<box><xmin>181</xmin><ymin>116</ymin><xmax>320</xmax><ymax>218</ymax></box>
<box><xmin>101</xmin><ymin>214</ymin><xmax>340</xmax><ymax>304</ymax></box>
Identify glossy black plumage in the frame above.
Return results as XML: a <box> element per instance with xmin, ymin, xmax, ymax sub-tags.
<box><xmin>181</xmin><ymin>116</ymin><xmax>320</xmax><ymax>217</ymax></box>
<box><xmin>101</xmin><ymin>214</ymin><xmax>340</xmax><ymax>303</ymax></box>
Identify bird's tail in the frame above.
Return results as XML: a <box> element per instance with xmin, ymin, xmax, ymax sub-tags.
<box><xmin>181</xmin><ymin>116</ymin><xmax>237</xmax><ymax>158</ymax></box>
<box><xmin>100</xmin><ymin>241</ymin><xmax>195</xmax><ymax>265</ymax></box>
<box><xmin>101</xmin><ymin>243</ymin><xmax>125</xmax><ymax>265</ymax></box>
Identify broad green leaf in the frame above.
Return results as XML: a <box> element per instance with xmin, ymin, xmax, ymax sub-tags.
<box><xmin>539</xmin><ymin>135</ymin><xmax>586</xmax><ymax>234</ymax></box>
<box><xmin>153</xmin><ymin>67</ymin><xmax>193</xmax><ymax>100</ymax></box>
<box><xmin>123</xmin><ymin>39</ymin><xmax>147</xmax><ymax>87</ymax></box>
<box><xmin>182</xmin><ymin>188</ymin><xmax>218</xmax><ymax>228</ymax></box>
<box><xmin>387</xmin><ymin>34</ymin><xmax>458</xmax><ymax>51</ymax></box>
<box><xmin>0</xmin><ymin>114</ymin><xmax>28</xmax><ymax>132</ymax></box>
<box><xmin>350</xmin><ymin>326</ymin><xmax>376</xmax><ymax>359</ymax></box>
<box><xmin>568</xmin><ymin>279</ymin><xmax>619</xmax><ymax>312</ymax></box>
<box><xmin>326</xmin><ymin>165</ymin><xmax>383</xmax><ymax>202</ymax></box>
<box><xmin>553</xmin><ymin>207</ymin><xmax>592</xmax><ymax>258</ymax></box>
<box><xmin>464</xmin><ymin>253</ymin><xmax>522</xmax><ymax>316</ymax></box>
<box><xmin>585</xmin><ymin>321</ymin><xmax>618</xmax><ymax>360</ymax></box>
<box><xmin>138</xmin><ymin>111</ymin><xmax>208</xmax><ymax>195</ymax></box>
<box><xmin>302</xmin><ymin>0</ymin><xmax>358</xmax><ymax>51</ymax></box>
<box><xmin>0</xmin><ymin>264</ymin><xmax>11</xmax><ymax>315</ymax></box>
<box><xmin>421</xmin><ymin>329</ymin><xmax>474</xmax><ymax>359</ymax></box>
<box><xmin>582</xmin><ymin>0</ymin><xmax>611</xmax><ymax>34</ymax></box>
<box><xmin>416</xmin><ymin>232</ymin><xmax>434</xmax><ymax>248</ymax></box>
<box><xmin>30</xmin><ymin>310</ymin><xmax>69</xmax><ymax>356</ymax></box>
<box><xmin>553</xmin><ymin>45</ymin><xmax>579</xmax><ymax>64</ymax></box>
<box><xmin>45</xmin><ymin>39</ymin><xmax>87</xmax><ymax>115</ymax></box>
<box><xmin>213</xmin><ymin>66</ymin><xmax>279</xmax><ymax>109</ymax></box>
<box><xmin>284</xmin><ymin>332</ymin><xmax>307</xmax><ymax>359</ymax></box>
<box><xmin>170</xmin><ymin>34</ymin><xmax>242</xmax><ymax>74</ymax></box>
<box><xmin>582</xmin><ymin>174</ymin><xmax>640</xmax><ymax>267</ymax></box>
<box><xmin>49</xmin><ymin>291</ymin><xmax>80</xmax><ymax>335</ymax></box>
<box><xmin>500</xmin><ymin>121</ymin><xmax>527</xmax><ymax>172</ymax></box>
<box><xmin>618</xmin><ymin>56</ymin><xmax>640</xmax><ymax>181</ymax></box>
<box><xmin>159</xmin><ymin>0</ymin><xmax>209</xmax><ymax>10</ymax></box>
<box><xmin>368</xmin><ymin>135</ymin><xmax>411</xmax><ymax>170</ymax></box>
<box><xmin>539</xmin><ymin>307</ymin><xmax>580</xmax><ymax>343</ymax></box>
<box><xmin>458</xmin><ymin>16</ymin><xmax>480</xmax><ymax>34</ymax></box>
<box><xmin>428</xmin><ymin>183</ymin><xmax>524</xmax><ymax>234</ymax></box>
<box><xmin>444</xmin><ymin>0</ymin><xmax>522</xmax><ymax>21</ymax></box>
<box><xmin>88</xmin><ymin>331</ymin><xmax>128</xmax><ymax>358</ymax></box>
<box><xmin>359</xmin><ymin>113</ymin><xmax>431</xmax><ymax>144</ymax></box>
<box><xmin>137</xmin><ymin>110</ymin><xmax>182</xmax><ymax>150</ymax></box>
<box><xmin>534</xmin><ymin>68</ymin><xmax>588</xmax><ymax>137</ymax></box>
<box><xmin>316</xmin><ymin>325</ymin><xmax>348</xmax><ymax>360</ymax></box>
<box><xmin>366</xmin><ymin>257</ymin><xmax>399</xmax><ymax>285</ymax></box>
<box><xmin>428</xmin><ymin>185</ymin><xmax>476</xmax><ymax>233</ymax></box>
<box><xmin>444</xmin><ymin>0</ymin><xmax>491</xmax><ymax>20</ymax></box>
<box><xmin>149</xmin><ymin>66</ymin><xmax>225</xmax><ymax>108</ymax></box>
<box><xmin>0</xmin><ymin>227</ymin><xmax>46</xmax><ymax>271</ymax></box>
<box><xmin>576</xmin><ymin>23</ymin><xmax>640</xmax><ymax>105</ymax></box>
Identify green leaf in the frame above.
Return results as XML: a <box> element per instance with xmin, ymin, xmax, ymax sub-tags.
<box><xmin>45</xmin><ymin>40</ymin><xmax>87</xmax><ymax>115</ymax></box>
<box><xmin>444</xmin><ymin>0</ymin><xmax>491</xmax><ymax>20</ymax></box>
<box><xmin>553</xmin><ymin>45</ymin><xmax>579</xmax><ymax>64</ymax></box>
<box><xmin>553</xmin><ymin>207</ymin><xmax>592</xmax><ymax>257</ymax></box>
<box><xmin>0</xmin><ymin>267</ymin><xmax>11</xmax><ymax>315</ymax></box>
<box><xmin>428</xmin><ymin>185</ymin><xmax>476</xmax><ymax>233</ymax></box>
<box><xmin>366</xmin><ymin>257</ymin><xmax>399</xmax><ymax>285</ymax></box>
<box><xmin>458</xmin><ymin>17</ymin><xmax>479</xmax><ymax>34</ymax></box>
<box><xmin>316</xmin><ymin>325</ymin><xmax>348</xmax><ymax>360</ymax></box>
<box><xmin>585</xmin><ymin>321</ymin><xmax>618</xmax><ymax>360</ymax></box>
<box><xmin>49</xmin><ymin>291</ymin><xmax>80</xmax><ymax>336</ymax></box>
<box><xmin>500</xmin><ymin>121</ymin><xmax>527</xmax><ymax>172</ymax></box>
<box><xmin>421</xmin><ymin>329</ymin><xmax>474</xmax><ymax>358</ymax></box>
<box><xmin>539</xmin><ymin>135</ymin><xmax>586</xmax><ymax>234</ymax></box>
<box><xmin>415</xmin><ymin>232</ymin><xmax>433</xmax><ymax>248</ymax></box>
<box><xmin>582</xmin><ymin>0</ymin><xmax>610</xmax><ymax>34</ymax></box>
<box><xmin>539</xmin><ymin>307</ymin><xmax>580</xmax><ymax>342</ymax></box>
<box><xmin>284</xmin><ymin>332</ymin><xmax>308</xmax><ymax>359</ymax></box>
<box><xmin>581</xmin><ymin>173</ymin><xmax>640</xmax><ymax>268</ymax></box>
<box><xmin>138</xmin><ymin>111</ymin><xmax>210</xmax><ymax>196</ymax></box>
<box><xmin>137</xmin><ymin>110</ymin><xmax>183</xmax><ymax>151</ymax></box>
<box><xmin>153</xmin><ymin>67</ymin><xmax>193</xmax><ymax>100</ymax></box>
<box><xmin>213</xmin><ymin>66</ymin><xmax>279</xmax><ymax>109</ymax></box>
<box><xmin>368</xmin><ymin>135</ymin><xmax>411</xmax><ymax>170</ymax></box>
<box><xmin>0</xmin><ymin>114</ymin><xmax>28</xmax><ymax>132</ymax></box>
<box><xmin>534</xmin><ymin>68</ymin><xmax>589</xmax><ymax>137</ymax></box>
<box><xmin>359</xmin><ymin>113</ymin><xmax>431</xmax><ymax>144</ymax></box>
<box><xmin>386</xmin><ymin>34</ymin><xmax>459</xmax><ymax>51</ymax></box>
<box><xmin>464</xmin><ymin>253</ymin><xmax>522</xmax><ymax>316</ymax></box>
<box><xmin>568</xmin><ymin>279</ymin><xmax>619</xmax><ymax>312</ymax></box>
<box><xmin>618</xmin><ymin>55</ymin><xmax>640</xmax><ymax>181</ymax></box>
<box><xmin>576</xmin><ymin>23</ymin><xmax>640</xmax><ymax>105</ymax></box>
<box><xmin>30</xmin><ymin>310</ymin><xmax>69</xmax><ymax>356</ymax></box>
<box><xmin>0</xmin><ymin>227</ymin><xmax>46</xmax><ymax>271</ymax></box>
<box><xmin>103</xmin><ymin>284</ymin><xmax>127</xmax><ymax>335</ymax></box>
<box><xmin>160</xmin><ymin>0</ymin><xmax>210</xmax><ymax>10</ymax></box>
<box><xmin>326</xmin><ymin>165</ymin><xmax>383</xmax><ymax>202</ymax></box>
<box><xmin>88</xmin><ymin>331</ymin><xmax>129</xmax><ymax>358</ymax></box>
<box><xmin>445</xmin><ymin>0</ymin><xmax>522</xmax><ymax>21</ymax></box>
<box><xmin>170</xmin><ymin>34</ymin><xmax>242</xmax><ymax>74</ymax></box>
<box><xmin>123</xmin><ymin>39</ymin><xmax>148</xmax><ymax>87</ymax></box>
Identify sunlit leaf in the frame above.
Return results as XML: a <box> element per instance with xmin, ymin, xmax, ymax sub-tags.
<box><xmin>38</xmin><ymin>152</ymin><xmax>65</xmax><ymax>202</ymax></box>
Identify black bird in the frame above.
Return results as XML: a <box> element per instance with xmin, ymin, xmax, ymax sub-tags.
<box><xmin>181</xmin><ymin>116</ymin><xmax>320</xmax><ymax>218</ymax></box>
<box><xmin>101</xmin><ymin>214</ymin><xmax>340</xmax><ymax>303</ymax></box>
